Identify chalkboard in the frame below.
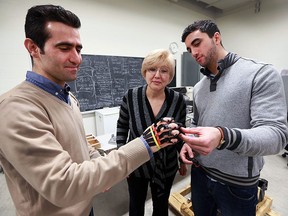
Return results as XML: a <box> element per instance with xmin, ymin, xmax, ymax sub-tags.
<box><xmin>69</xmin><ymin>54</ymin><xmax>146</xmax><ymax>111</ymax></box>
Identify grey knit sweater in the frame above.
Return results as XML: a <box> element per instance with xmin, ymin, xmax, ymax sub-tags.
<box><xmin>192</xmin><ymin>52</ymin><xmax>288</xmax><ymax>187</ymax></box>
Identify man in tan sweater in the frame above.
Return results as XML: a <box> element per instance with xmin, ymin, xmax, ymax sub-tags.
<box><xmin>0</xmin><ymin>5</ymin><xmax>181</xmax><ymax>216</ymax></box>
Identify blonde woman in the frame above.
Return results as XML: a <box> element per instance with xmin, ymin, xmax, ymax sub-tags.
<box><xmin>117</xmin><ymin>49</ymin><xmax>187</xmax><ymax>216</ymax></box>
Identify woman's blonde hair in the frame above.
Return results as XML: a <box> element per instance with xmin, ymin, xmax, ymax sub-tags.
<box><xmin>141</xmin><ymin>49</ymin><xmax>175</xmax><ymax>83</ymax></box>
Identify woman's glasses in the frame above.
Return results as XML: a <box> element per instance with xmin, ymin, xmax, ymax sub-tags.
<box><xmin>147</xmin><ymin>67</ymin><xmax>169</xmax><ymax>75</ymax></box>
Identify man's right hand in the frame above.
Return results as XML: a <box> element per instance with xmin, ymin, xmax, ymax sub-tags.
<box><xmin>179</xmin><ymin>127</ymin><xmax>222</xmax><ymax>155</ymax></box>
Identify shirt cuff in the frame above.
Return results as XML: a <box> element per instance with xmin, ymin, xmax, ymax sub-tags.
<box><xmin>140</xmin><ymin>136</ymin><xmax>154</xmax><ymax>158</ymax></box>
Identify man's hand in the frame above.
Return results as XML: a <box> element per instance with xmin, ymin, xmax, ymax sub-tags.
<box><xmin>179</xmin><ymin>143</ymin><xmax>195</xmax><ymax>164</ymax></box>
<box><xmin>141</xmin><ymin>117</ymin><xmax>182</xmax><ymax>152</ymax></box>
<box><xmin>178</xmin><ymin>163</ymin><xmax>187</xmax><ymax>176</ymax></box>
<box><xmin>179</xmin><ymin>127</ymin><xmax>222</xmax><ymax>155</ymax></box>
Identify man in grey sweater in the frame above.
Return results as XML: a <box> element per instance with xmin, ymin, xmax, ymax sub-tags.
<box><xmin>179</xmin><ymin>20</ymin><xmax>288</xmax><ymax>216</ymax></box>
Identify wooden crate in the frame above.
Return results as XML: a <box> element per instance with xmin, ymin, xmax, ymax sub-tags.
<box><xmin>256</xmin><ymin>196</ymin><xmax>280</xmax><ymax>216</ymax></box>
<box><xmin>169</xmin><ymin>185</ymin><xmax>193</xmax><ymax>216</ymax></box>
<box><xmin>86</xmin><ymin>134</ymin><xmax>101</xmax><ymax>149</ymax></box>
<box><xmin>169</xmin><ymin>185</ymin><xmax>280</xmax><ymax>216</ymax></box>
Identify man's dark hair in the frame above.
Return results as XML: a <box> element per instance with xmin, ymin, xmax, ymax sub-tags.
<box><xmin>181</xmin><ymin>20</ymin><xmax>221</xmax><ymax>42</ymax></box>
<box><xmin>25</xmin><ymin>4</ymin><xmax>81</xmax><ymax>51</ymax></box>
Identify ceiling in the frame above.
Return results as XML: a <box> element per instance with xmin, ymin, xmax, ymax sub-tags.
<box><xmin>169</xmin><ymin>0</ymin><xmax>261</xmax><ymax>18</ymax></box>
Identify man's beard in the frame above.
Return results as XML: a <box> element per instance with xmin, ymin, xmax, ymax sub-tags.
<box><xmin>201</xmin><ymin>44</ymin><xmax>217</xmax><ymax>68</ymax></box>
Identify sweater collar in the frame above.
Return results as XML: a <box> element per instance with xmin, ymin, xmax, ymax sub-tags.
<box><xmin>200</xmin><ymin>52</ymin><xmax>239</xmax><ymax>77</ymax></box>
<box><xmin>218</xmin><ymin>52</ymin><xmax>240</xmax><ymax>73</ymax></box>
<box><xmin>200</xmin><ymin>52</ymin><xmax>240</xmax><ymax>92</ymax></box>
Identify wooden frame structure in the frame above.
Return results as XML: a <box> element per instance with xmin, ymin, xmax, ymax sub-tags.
<box><xmin>169</xmin><ymin>185</ymin><xmax>280</xmax><ymax>216</ymax></box>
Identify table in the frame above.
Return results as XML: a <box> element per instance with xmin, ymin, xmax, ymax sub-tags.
<box><xmin>96</xmin><ymin>133</ymin><xmax>117</xmax><ymax>153</ymax></box>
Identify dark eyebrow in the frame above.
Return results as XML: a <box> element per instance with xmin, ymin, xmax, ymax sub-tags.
<box><xmin>55</xmin><ymin>42</ymin><xmax>83</xmax><ymax>50</ymax></box>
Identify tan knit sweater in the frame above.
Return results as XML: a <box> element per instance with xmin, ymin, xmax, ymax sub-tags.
<box><xmin>0</xmin><ymin>81</ymin><xmax>149</xmax><ymax>216</ymax></box>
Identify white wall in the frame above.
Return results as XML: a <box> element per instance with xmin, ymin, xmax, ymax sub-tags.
<box><xmin>1</xmin><ymin>0</ymin><xmax>287</xmax><ymax>94</ymax></box>
<box><xmin>0</xmin><ymin>0</ymin><xmax>208</xmax><ymax>95</ymax></box>
<box><xmin>216</xmin><ymin>0</ymin><xmax>288</xmax><ymax>72</ymax></box>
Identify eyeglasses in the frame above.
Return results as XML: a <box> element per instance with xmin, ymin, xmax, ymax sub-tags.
<box><xmin>147</xmin><ymin>67</ymin><xmax>169</xmax><ymax>75</ymax></box>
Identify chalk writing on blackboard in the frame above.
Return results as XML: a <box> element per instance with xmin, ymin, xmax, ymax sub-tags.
<box><xmin>69</xmin><ymin>54</ymin><xmax>145</xmax><ymax>111</ymax></box>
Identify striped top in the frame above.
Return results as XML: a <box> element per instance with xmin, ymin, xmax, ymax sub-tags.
<box><xmin>116</xmin><ymin>85</ymin><xmax>186</xmax><ymax>179</ymax></box>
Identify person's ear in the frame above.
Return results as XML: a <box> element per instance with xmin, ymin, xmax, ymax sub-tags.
<box><xmin>213</xmin><ymin>32</ymin><xmax>221</xmax><ymax>45</ymax></box>
<box><xmin>24</xmin><ymin>38</ymin><xmax>40</xmax><ymax>58</ymax></box>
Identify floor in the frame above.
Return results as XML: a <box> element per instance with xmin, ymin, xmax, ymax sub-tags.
<box><xmin>1</xmin><ymin>150</ymin><xmax>287</xmax><ymax>216</ymax></box>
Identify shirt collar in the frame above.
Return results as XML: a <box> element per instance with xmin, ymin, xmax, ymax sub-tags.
<box><xmin>25</xmin><ymin>71</ymin><xmax>70</xmax><ymax>104</ymax></box>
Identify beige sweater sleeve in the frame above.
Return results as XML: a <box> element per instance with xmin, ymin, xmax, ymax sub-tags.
<box><xmin>0</xmin><ymin>85</ymin><xmax>150</xmax><ymax>208</ymax></box>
